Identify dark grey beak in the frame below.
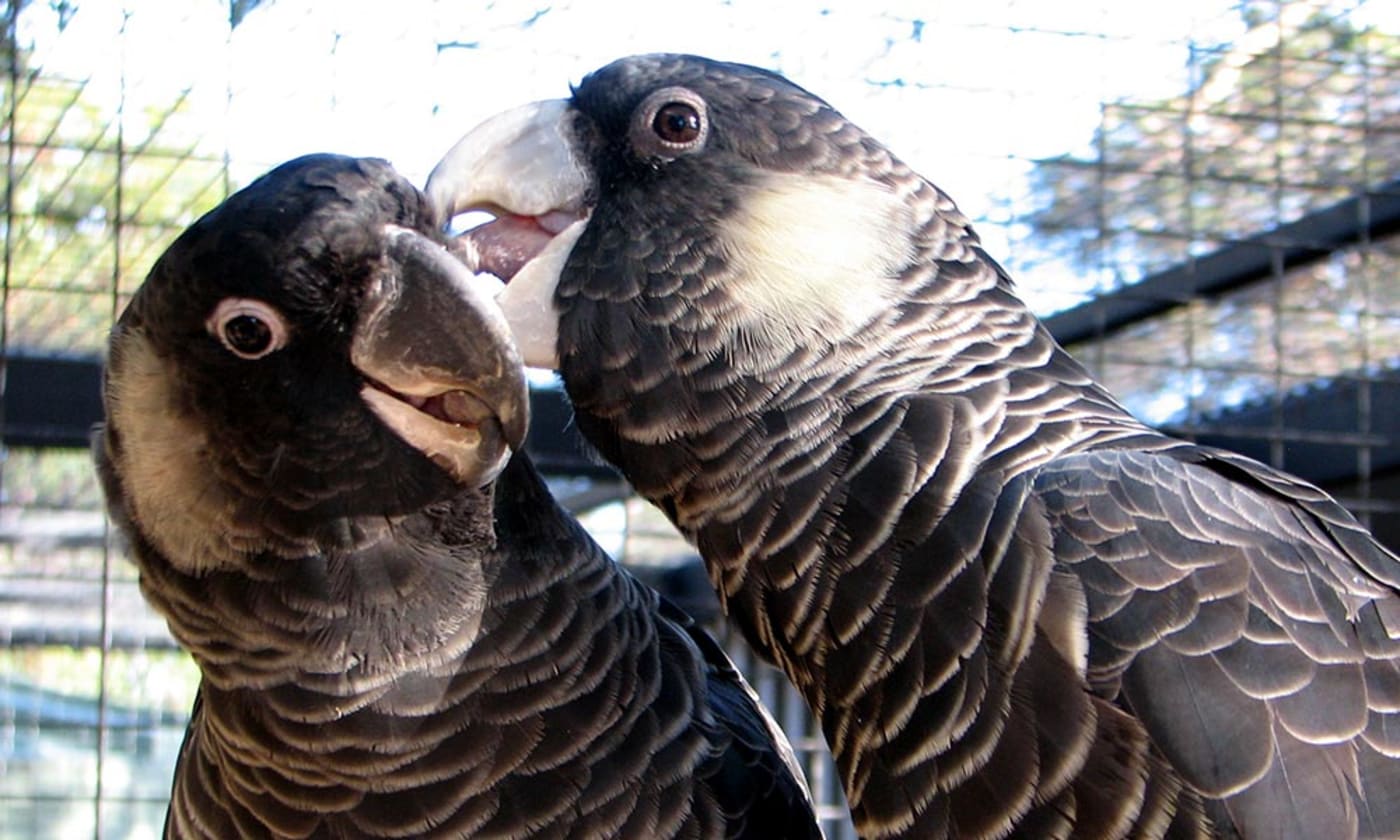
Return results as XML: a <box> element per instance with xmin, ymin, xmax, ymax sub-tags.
<box><xmin>351</xmin><ymin>225</ymin><xmax>529</xmax><ymax>487</ymax></box>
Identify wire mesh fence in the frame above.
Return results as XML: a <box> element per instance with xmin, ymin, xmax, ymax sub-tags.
<box><xmin>1</xmin><ymin>1</ymin><xmax>1396</xmax><ymax>838</ymax></box>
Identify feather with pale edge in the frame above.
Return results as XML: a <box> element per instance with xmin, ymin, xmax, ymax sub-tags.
<box><xmin>425</xmin><ymin>54</ymin><xmax>1400</xmax><ymax>838</ymax></box>
<box><xmin>96</xmin><ymin>153</ymin><xmax>821</xmax><ymax>839</ymax></box>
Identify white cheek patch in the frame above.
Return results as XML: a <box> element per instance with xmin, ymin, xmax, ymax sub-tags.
<box><xmin>106</xmin><ymin>332</ymin><xmax>259</xmax><ymax>573</ymax></box>
<box><xmin>717</xmin><ymin>172</ymin><xmax>915</xmax><ymax>353</ymax></box>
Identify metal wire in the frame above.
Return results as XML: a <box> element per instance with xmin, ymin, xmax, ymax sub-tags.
<box><xmin>0</xmin><ymin>2</ymin><xmax>1396</xmax><ymax>838</ymax></box>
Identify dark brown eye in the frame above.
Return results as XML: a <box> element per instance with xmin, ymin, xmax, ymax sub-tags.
<box><xmin>653</xmin><ymin>102</ymin><xmax>702</xmax><ymax>145</ymax></box>
<box><xmin>225</xmin><ymin>315</ymin><xmax>272</xmax><ymax>355</ymax></box>
<box><xmin>630</xmin><ymin>86</ymin><xmax>708</xmax><ymax>160</ymax></box>
<box><xmin>207</xmin><ymin>298</ymin><xmax>289</xmax><ymax>360</ymax></box>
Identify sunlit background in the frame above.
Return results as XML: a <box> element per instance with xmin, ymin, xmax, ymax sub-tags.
<box><xmin>2</xmin><ymin>1</ymin><xmax>1397</xmax><ymax>837</ymax></box>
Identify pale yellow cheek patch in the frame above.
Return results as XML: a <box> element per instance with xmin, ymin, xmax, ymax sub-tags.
<box><xmin>107</xmin><ymin>331</ymin><xmax>252</xmax><ymax>573</ymax></box>
<box><xmin>717</xmin><ymin>172</ymin><xmax>915</xmax><ymax>353</ymax></box>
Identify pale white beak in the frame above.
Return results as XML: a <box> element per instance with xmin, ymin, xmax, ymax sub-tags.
<box><xmin>425</xmin><ymin>100</ymin><xmax>593</xmax><ymax>371</ymax></box>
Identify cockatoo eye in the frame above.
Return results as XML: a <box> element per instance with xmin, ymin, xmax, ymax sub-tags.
<box><xmin>630</xmin><ymin>86</ymin><xmax>709</xmax><ymax>160</ymax></box>
<box><xmin>207</xmin><ymin>298</ymin><xmax>289</xmax><ymax>360</ymax></box>
<box><xmin>653</xmin><ymin>101</ymin><xmax>703</xmax><ymax>145</ymax></box>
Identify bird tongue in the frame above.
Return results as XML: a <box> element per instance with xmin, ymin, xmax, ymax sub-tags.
<box><xmin>390</xmin><ymin>387</ymin><xmax>497</xmax><ymax>428</ymax></box>
<box><xmin>421</xmin><ymin>390</ymin><xmax>497</xmax><ymax>426</ymax></box>
<box><xmin>458</xmin><ymin>212</ymin><xmax>575</xmax><ymax>282</ymax></box>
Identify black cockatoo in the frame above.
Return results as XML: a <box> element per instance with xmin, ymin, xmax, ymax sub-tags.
<box><xmin>95</xmin><ymin>153</ymin><xmax>821</xmax><ymax>839</ymax></box>
<box><xmin>425</xmin><ymin>54</ymin><xmax>1400</xmax><ymax>838</ymax></box>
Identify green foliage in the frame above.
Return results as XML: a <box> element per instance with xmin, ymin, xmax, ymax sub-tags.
<box><xmin>2</xmin><ymin>20</ymin><xmax>231</xmax><ymax>355</ymax></box>
<box><xmin>1026</xmin><ymin>4</ymin><xmax>1400</xmax><ymax>424</ymax></box>
<box><xmin>1025</xmin><ymin>8</ymin><xmax>1399</xmax><ymax>280</ymax></box>
<box><xmin>0</xmin><ymin>646</ymin><xmax>197</xmax><ymax>714</ymax></box>
<box><xmin>3</xmin><ymin>447</ymin><xmax>104</xmax><ymax>509</ymax></box>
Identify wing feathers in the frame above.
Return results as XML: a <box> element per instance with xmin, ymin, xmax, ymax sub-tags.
<box><xmin>1121</xmin><ymin>642</ymin><xmax>1275</xmax><ymax>796</ymax></box>
<box><xmin>1039</xmin><ymin>444</ymin><xmax>1399</xmax><ymax>836</ymax></box>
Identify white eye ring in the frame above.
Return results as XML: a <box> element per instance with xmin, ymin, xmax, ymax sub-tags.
<box><xmin>206</xmin><ymin>298</ymin><xmax>289</xmax><ymax>360</ymax></box>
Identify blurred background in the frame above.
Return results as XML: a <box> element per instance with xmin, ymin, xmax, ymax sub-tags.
<box><xmin>1</xmin><ymin>1</ymin><xmax>1396</xmax><ymax>837</ymax></box>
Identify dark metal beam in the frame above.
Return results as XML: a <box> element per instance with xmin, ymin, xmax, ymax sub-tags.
<box><xmin>1165</xmin><ymin>370</ymin><xmax>1400</xmax><ymax>485</ymax></box>
<box><xmin>0</xmin><ymin>352</ymin><xmax>620</xmax><ymax>477</ymax></box>
<box><xmin>2</xmin><ymin>353</ymin><xmax>104</xmax><ymax>448</ymax></box>
<box><xmin>4</xmin><ymin>182</ymin><xmax>1397</xmax><ymax>492</ymax></box>
<box><xmin>1042</xmin><ymin>180</ymin><xmax>1400</xmax><ymax>347</ymax></box>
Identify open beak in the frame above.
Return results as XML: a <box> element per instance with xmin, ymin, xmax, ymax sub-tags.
<box><xmin>424</xmin><ymin>99</ymin><xmax>593</xmax><ymax>370</ymax></box>
<box><xmin>351</xmin><ymin>225</ymin><xmax>529</xmax><ymax>488</ymax></box>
